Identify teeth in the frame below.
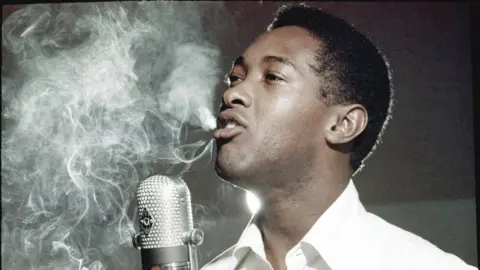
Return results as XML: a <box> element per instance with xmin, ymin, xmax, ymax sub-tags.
<box><xmin>225</xmin><ymin>121</ymin><xmax>237</xmax><ymax>129</ymax></box>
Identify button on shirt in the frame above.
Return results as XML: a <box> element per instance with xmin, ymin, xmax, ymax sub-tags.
<box><xmin>202</xmin><ymin>180</ymin><xmax>477</xmax><ymax>270</ymax></box>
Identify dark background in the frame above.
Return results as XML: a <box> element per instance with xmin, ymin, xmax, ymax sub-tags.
<box><xmin>210</xmin><ymin>1</ymin><xmax>475</xmax><ymax>204</ymax></box>
<box><xmin>188</xmin><ymin>1</ymin><xmax>476</xmax><ymax>206</ymax></box>
<box><xmin>2</xmin><ymin>2</ymin><xmax>477</xmax><ymax>268</ymax></box>
<box><xmin>189</xmin><ymin>2</ymin><xmax>478</xmax><ymax>266</ymax></box>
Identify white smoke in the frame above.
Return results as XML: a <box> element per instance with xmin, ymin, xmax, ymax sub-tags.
<box><xmin>1</xmin><ymin>2</ymin><xmax>230</xmax><ymax>269</ymax></box>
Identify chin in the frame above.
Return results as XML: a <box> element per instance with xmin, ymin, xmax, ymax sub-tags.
<box><xmin>214</xmin><ymin>140</ymin><xmax>257</xmax><ymax>187</ymax></box>
<box><xmin>214</xmin><ymin>158</ymin><xmax>236</xmax><ymax>181</ymax></box>
<box><xmin>214</xmin><ymin>157</ymin><xmax>249</xmax><ymax>187</ymax></box>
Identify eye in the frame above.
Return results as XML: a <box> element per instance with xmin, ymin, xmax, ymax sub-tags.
<box><xmin>229</xmin><ymin>75</ymin><xmax>242</xmax><ymax>82</ymax></box>
<box><xmin>224</xmin><ymin>74</ymin><xmax>243</xmax><ymax>87</ymax></box>
<box><xmin>265</xmin><ymin>73</ymin><xmax>284</xmax><ymax>83</ymax></box>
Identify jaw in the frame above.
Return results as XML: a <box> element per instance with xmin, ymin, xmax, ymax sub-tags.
<box><xmin>214</xmin><ymin>141</ymin><xmax>257</xmax><ymax>187</ymax></box>
<box><xmin>214</xmin><ymin>144</ymin><xmax>242</xmax><ymax>180</ymax></box>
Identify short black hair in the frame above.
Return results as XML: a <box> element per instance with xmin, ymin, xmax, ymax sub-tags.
<box><xmin>268</xmin><ymin>3</ymin><xmax>393</xmax><ymax>173</ymax></box>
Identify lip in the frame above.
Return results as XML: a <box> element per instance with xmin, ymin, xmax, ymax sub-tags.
<box><xmin>213</xmin><ymin>126</ymin><xmax>244</xmax><ymax>140</ymax></box>
<box><xmin>212</xmin><ymin>109</ymin><xmax>248</xmax><ymax>140</ymax></box>
<box><xmin>217</xmin><ymin>109</ymin><xmax>248</xmax><ymax>129</ymax></box>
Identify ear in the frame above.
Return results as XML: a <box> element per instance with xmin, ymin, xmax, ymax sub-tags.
<box><xmin>323</xmin><ymin>104</ymin><xmax>368</xmax><ymax>145</ymax></box>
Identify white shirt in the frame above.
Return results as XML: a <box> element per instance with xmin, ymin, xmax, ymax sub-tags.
<box><xmin>202</xmin><ymin>180</ymin><xmax>477</xmax><ymax>270</ymax></box>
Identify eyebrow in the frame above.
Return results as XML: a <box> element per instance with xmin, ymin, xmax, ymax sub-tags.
<box><xmin>262</xmin><ymin>55</ymin><xmax>296</xmax><ymax>69</ymax></box>
<box><xmin>232</xmin><ymin>55</ymin><xmax>297</xmax><ymax>70</ymax></box>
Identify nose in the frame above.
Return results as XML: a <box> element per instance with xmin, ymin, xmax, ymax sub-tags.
<box><xmin>221</xmin><ymin>85</ymin><xmax>252</xmax><ymax>111</ymax></box>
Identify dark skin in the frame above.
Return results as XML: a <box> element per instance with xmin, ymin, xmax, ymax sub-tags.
<box><xmin>213</xmin><ymin>26</ymin><xmax>368</xmax><ymax>270</ymax></box>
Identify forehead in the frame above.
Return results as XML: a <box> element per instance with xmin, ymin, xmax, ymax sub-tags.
<box><xmin>242</xmin><ymin>26</ymin><xmax>321</xmax><ymax>67</ymax></box>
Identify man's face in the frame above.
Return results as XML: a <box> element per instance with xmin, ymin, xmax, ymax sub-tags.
<box><xmin>214</xmin><ymin>26</ymin><xmax>330</xmax><ymax>190</ymax></box>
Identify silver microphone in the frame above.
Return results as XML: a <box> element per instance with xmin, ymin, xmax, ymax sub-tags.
<box><xmin>132</xmin><ymin>175</ymin><xmax>204</xmax><ymax>270</ymax></box>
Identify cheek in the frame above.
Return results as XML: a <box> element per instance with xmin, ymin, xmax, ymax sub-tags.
<box><xmin>266</xmin><ymin>94</ymin><xmax>319</xmax><ymax>131</ymax></box>
<box><xmin>254</xmin><ymin>96</ymin><xmax>320</xmax><ymax>156</ymax></box>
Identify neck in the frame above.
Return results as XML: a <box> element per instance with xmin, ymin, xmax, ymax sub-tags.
<box><xmin>253</xmin><ymin>153</ymin><xmax>351</xmax><ymax>269</ymax></box>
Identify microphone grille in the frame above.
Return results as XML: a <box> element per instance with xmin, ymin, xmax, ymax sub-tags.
<box><xmin>136</xmin><ymin>175</ymin><xmax>193</xmax><ymax>249</ymax></box>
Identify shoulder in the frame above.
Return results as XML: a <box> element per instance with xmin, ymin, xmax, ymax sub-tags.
<box><xmin>356</xmin><ymin>212</ymin><xmax>476</xmax><ymax>270</ymax></box>
<box><xmin>201</xmin><ymin>245</ymin><xmax>237</xmax><ymax>270</ymax></box>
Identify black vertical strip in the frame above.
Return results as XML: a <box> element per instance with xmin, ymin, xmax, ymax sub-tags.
<box><xmin>470</xmin><ymin>2</ymin><xmax>480</xmax><ymax>266</ymax></box>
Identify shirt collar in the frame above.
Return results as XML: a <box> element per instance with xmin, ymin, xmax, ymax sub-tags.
<box><xmin>302</xmin><ymin>179</ymin><xmax>366</xmax><ymax>269</ymax></box>
<box><xmin>231</xmin><ymin>180</ymin><xmax>367</xmax><ymax>269</ymax></box>
<box><xmin>233</xmin><ymin>216</ymin><xmax>267</xmax><ymax>261</ymax></box>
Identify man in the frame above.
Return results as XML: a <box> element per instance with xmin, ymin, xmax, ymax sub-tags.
<box><xmin>204</xmin><ymin>3</ymin><xmax>476</xmax><ymax>270</ymax></box>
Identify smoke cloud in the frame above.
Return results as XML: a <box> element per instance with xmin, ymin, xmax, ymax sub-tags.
<box><xmin>2</xmin><ymin>2</ymin><xmax>230</xmax><ymax>269</ymax></box>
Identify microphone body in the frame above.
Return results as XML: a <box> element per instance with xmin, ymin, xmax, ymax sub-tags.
<box><xmin>133</xmin><ymin>175</ymin><xmax>203</xmax><ymax>270</ymax></box>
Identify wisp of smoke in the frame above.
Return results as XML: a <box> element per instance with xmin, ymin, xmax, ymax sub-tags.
<box><xmin>1</xmin><ymin>2</ymin><xmax>228</xmax><ymax>269</ymax></box>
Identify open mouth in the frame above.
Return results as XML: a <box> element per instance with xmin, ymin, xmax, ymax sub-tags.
<box><xmin>213</xmin><ymin>121</ymin><xmax>244</xmax><ymax>140</ymax></box>
<box><xmin>213</xmin><ymin>111</ymin><xmax>247</xmax><ymax>141</ymax></box>
<box><xmin>224</xmin><ymin>121</ymin><xmax>237</xmax><ymax>129</ymax></box>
